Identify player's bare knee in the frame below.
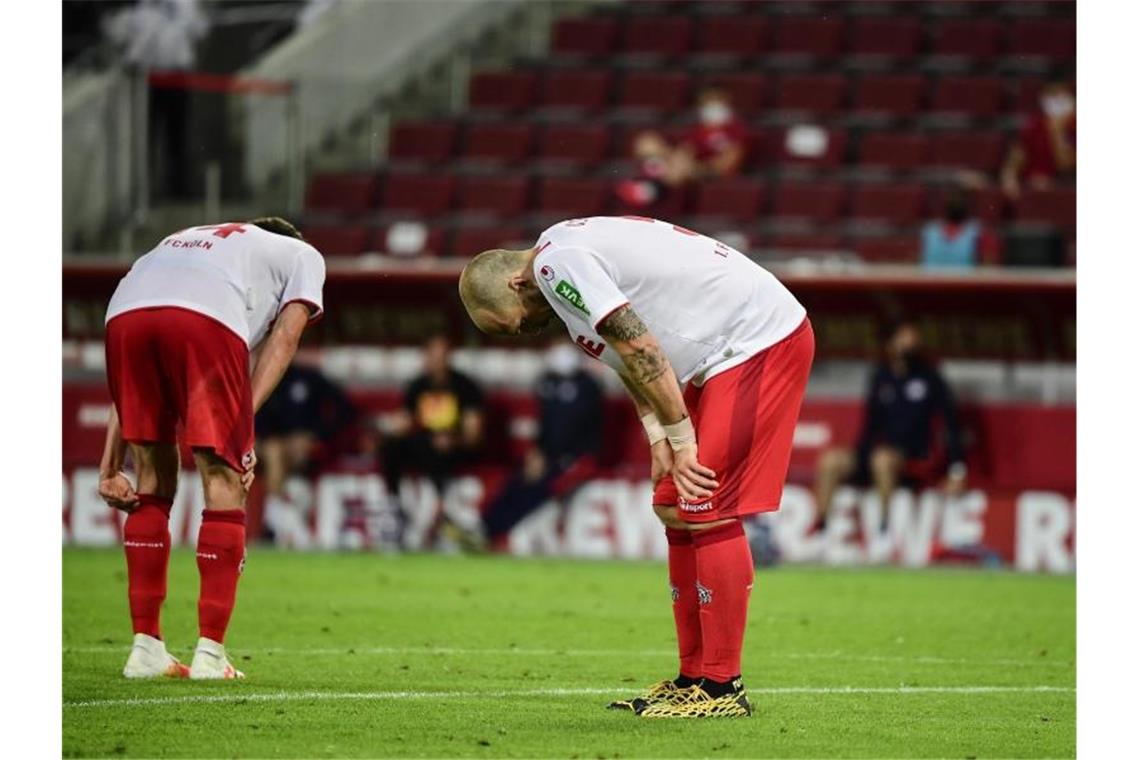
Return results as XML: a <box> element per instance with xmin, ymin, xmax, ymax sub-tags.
<box><xmin>193</xmin><ymin>450</ymin><xmax>246</xmax><ymax>510</ymax></box>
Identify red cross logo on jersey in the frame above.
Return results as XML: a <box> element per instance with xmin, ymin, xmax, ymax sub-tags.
<box><xmin>575</xmin><ymin>336</ymin><xmax>605</xmax><ymax>358</ymax></box>
<box><xmin>197</xmin><ymin>223</ymin><xmax>248</xmax><ymax>239</ymax></box>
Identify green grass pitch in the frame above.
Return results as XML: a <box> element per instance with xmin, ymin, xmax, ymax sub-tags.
<box><xmin>63</xmin><ymin>548</ymin><xmax>1074</xmax><ymax>758</ymax></box>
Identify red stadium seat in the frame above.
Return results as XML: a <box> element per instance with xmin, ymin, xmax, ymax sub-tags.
<box><xmin>703</xmin><ymin>73</ymin><xmax>768</xmax><ymax>116</ymax></box>
<box><xmin>618</xmin><ymin>71</ymin><xmax>692</xmax><ymax>114</ymax></box>
<box><xmin>388</xmin><ymin>121</ymin><xmax>458</xmax><ymax>163</ymax></box>
<box><xmin>468</xmin><ymin>71</ymin><xmax>538</xmax><ymax>112</ymax></box>
<box><xmin>929</xmin><ymin>132</ymin><xmax>1007</xmax><ymax>173</ymax></box>
<box><xmin>301</xmin><ymin>224</ymin><xmax>369</xmax><ymax>256</ymax></box>
<box><xmin>771</xmin><ymin>17</ymin><xmax>844</xmax><ymax>58</ymax></box>
<box><xmin>381</xmin><ymin>172</ymin><xmax>456</xmax><ymax>216</ymax></box>
<box><xmin>973</xmin><ymin>187</ymin><xmax>1007</xmax><ymax>225</ymax></box>
<box><xmin>854</xmin><ymin>236</ymin><xmax>920</xmax><ymax>264</ymax></box>
<box><xmin>463</xmin><ymin>123</ymin><xmax>535</xmax><ymax>163</ymax></box>
<box><xmin>624</xmin><ymin>16</ymin><xmax>694</xmax><ymax>57</ymax></box>
<box><xmin>774</xmin><ymin>73</ymin><xmax>846</xmax><ymax>115</ymax></box>
<box><xmin>550</xmin><ymin>16</ymin><xmax>620</xmax><ymax>57</ymax></box>
<box><xmin>537</xmin><ymin>124</ymin><xmax>612</xmax><ymax>167</ymax></box>
<box><xmin>457</xmin><ymin>176</ymin><xmax>532</xmax><ymax>216</ymax></box>
<box><xmin>930</xmin><ymin>19</ymin><xmax>1005</xmax><ymax>60</ymax></box>
<box><xmin>771</xmin><ymin>125</ymin><xmax>848</xmax><ymax>169</ymax></box>
<box><xmin>1008</xmin><ymin>19</ymin><xmax>1075</xmax><ymax>59</ymax></box>
<box><xmin>1012</xmin><ymin>77</ymin><xmax>1048</xmax><ymax>114</ymax></box>
<box><xmin>1014</xmin><ymin>187</ymin><xmax>1076</xmax><ymax>227</ymax></box>
<box><xmin>849</xmin><ymin>17</ymin><xmax>922</xmax><ymax>59</ymax></box>
<box><xmin>450</xmin><ymin>226</ymin><xmax>530</xmax><ymax>258</ymax></box>
<box><xmin>540</xmin><ymin>70</ymin><xmax>613</xmax><ymax>112</ymax></box>
<box><xmin>537</xmin><ymin>177</ymin><xmax>611</xmax><ymax>216</ymax></box>
<box><xmin>693</xmin><ymin>179</ymin><xmax>766</xmax><ymax>222</ymax></box>
<box><xmin>772</xmin><ymin>182</ymin><xmax>847</xmax><ymax>222</ymax></box>
<box><xmin>858</xmin><ymin>132</ymin><xmax>930</xmax><ymax>171</ymax></box>
<box><xmin>695</xmin><ymin>15</ymin><xmax>768</xmax><ymax>56</ymax></box>
<box><xmin>931</xmin><ymin>76</ymin><xmax>1007</xmax><ymax>118</ymax></box>
<box><xmin>851</xmin><ymin>184</ymin><xmax>927</xmax><ymax>225</ymax></box>
<box><xmin>765</xmin><ymin>232</ymin><xmax>845</xmax><ymax>253</ymax></box>
<box><xmin>304</xmin><ymin>172</ymin><xmax>378</xmax><ymax>215</ymax></box>
<box><xmin>852</xmin><ymin>74</ymin><xmax>926</xmax><ymax>117</ymax></box>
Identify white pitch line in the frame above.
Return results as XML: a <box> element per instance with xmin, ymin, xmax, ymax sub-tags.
<box><xmin>63</xmin><ymin>645</ymin><xmax>1072</xmax><ymax>668</ymax></box>
<box><xmin>64</xmin><ymin>685</ymin><xmax>1075</xmax><ymax>710</ymax></box>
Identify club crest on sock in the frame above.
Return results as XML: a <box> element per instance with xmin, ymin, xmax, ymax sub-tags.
<box><xmin>696</xmin><ymin>581</ymin><xmax>712</xmax><ymax>605</ymax></box>
<box><xmin>670</xmin><ymin>583</ymin><xmax>680</xmax><ymax>602</ymax></box>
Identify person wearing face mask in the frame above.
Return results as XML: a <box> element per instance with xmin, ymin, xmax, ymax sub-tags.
<box><xmin>479</xmin><ymin>340</ymin><xmax>604</xmax><ymax>546</ymax></box>
<box><xmin>813</xmin><ymin>321</ymin><xmax>966</xmax><ymax>527</ymax></box>
<box><xmin>1000</xmin><ymin>80</ymin><xmax>1076</xmax><ymax>199</ymax></box>
<box><xmin>920</xmin><ymin>187</ymin><xmax>1002</xmax><ymax>268</ymax></box>
<box><xmin>677</xmin><ymin>86</ymin><xmax>748</xmax><ymax>180</ymax></box>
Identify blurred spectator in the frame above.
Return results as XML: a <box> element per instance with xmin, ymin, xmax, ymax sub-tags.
<box><xmin>676</xmin><ymin>85</ymin><xmax>748</xmax><ymax>179</ymax></box>
<box><xmin>813</xmin><ymin>321</ymin><xmax>967</xmax><ymax>525</ymax></box>
<box><xmin>615</xmin><ymin>86</ymin><xmax>748</xmax><ymax>210</ymax></box>
<box><xmin>920</xmin><ymin>187</ymin><xmax>1002</xmax><ymax>269</ymax></box>
<box><xmin>103</xmin><ymin>0</ymin><xmax>208</xmax><ymax>70</ymax></box>
<box><xmin>481</xmin><ymin>341</ymin><xmax>604</xmax><ymax>546</ymax></box>
<box><xmin>380</xmin><ymin>335</ymin><xmax>485</xmax><ymax>539</ymax></box>
<box><xmin>105</xmin><ymin>0</ymin><xmax>210</xmax><ymax>199</ymax></box>
<box><xmin>1000</xmin><ymin>79</ymin><xmax>1076</xmax><ymax>199</ymax></box>
<box><xmin>255</xmin><ymin>361</ymin><xmax>357</xmax><ymax>547</ymax></box>
<box><xmin>615</xmin><ymin>130</ymin><xmax>690</xmax><ymax>210</ymax></box>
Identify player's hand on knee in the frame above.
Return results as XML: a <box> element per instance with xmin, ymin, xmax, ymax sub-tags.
<box><xmin>99</xmin><ymin>471</ymin><xmax>139</xmax><ymax>512</ymax></box>
<box><xmin>672</xmin><ymin>444</ymin><xmax>719</xmax><ymax>503</ymax></box>
<box><xmin>650</xmin><ymin>440</ymin><xmax>674</xmax><ymax>486</ymax></box>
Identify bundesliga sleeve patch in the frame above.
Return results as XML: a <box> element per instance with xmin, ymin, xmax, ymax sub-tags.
<box><xmin>554</xmin><ymin>280</ymin><xmax>590</xmax><ymax>316</ymax></box>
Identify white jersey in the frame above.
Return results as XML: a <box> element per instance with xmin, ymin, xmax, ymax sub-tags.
<box><xmin>533</xmin><ymin>217</ymin><xmax>806</xmax><ymax>385</ymax></box>
<box><xmin>106</xmin><ymin>222</ymin><xmax>326</xmax><ymax>348</ymax></box>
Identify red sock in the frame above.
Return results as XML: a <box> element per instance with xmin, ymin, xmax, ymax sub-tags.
<box><xmin>196</xmin><ymin>509</ymin><xmax>246</xmax><ymax>643</ymax></box>
<box><xmin>666</xmin><ymin>527</ymin><xmax>702</xmax><ymax>680</ymax></box>
<box><xmin>122</xmin><ymin>495</ymin><xmax>172</xmax><ymax>639</ymax></box>
<box><xmin>693</xmin><ymin>520</ymin><xmax>754</xmax><ymax>683</ymax></box>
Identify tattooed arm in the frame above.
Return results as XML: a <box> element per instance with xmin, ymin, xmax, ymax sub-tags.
<box><xmin>599</xmin><ymin>305</ymin><xmax>687</xmax><ymax>425</ymax></box>
<box><xmin>599</xmin><ymin>305</ymin><xmax>719</xmax><ymax>502</ymax></box>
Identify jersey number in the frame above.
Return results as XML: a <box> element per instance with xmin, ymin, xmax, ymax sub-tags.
<box><xmin>620</xmin><ymin>217</ymin><xmax>729</xmax><ymax>257</ymax></box>
<box><xmin>196</xmin><ymin>223</ymin><xmax>248</xmax><ymax>239</ymax></box>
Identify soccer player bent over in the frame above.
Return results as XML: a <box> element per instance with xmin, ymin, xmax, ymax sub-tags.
<box><xmin>458</xmin><ymin>216</ymin><xmax>813</xmax><ymax>718</ymax></box>
<box><xmin>97</xmin><ymin>218</ymin><xmax>325</xmax><ymax>680</ymax></box>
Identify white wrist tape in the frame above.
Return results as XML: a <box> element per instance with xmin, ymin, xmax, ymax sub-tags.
<box><xmin>640</xmin><ymin>413</ymin><xmax>667</xmax><ymax>445</ymax></box>
<box><xmin>663</xmin><ymin>417</ymin><xmax>696</xmax><ymax>451</ymax></box>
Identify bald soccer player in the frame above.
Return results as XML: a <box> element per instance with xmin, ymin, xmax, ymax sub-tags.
<box><xmin>458</xmin><ymin>216</ymin><xmax>813</xmax><ymax>718</ymax></box>
<box><xmin>97</xmin><ymin>218</ymin><xmax>325</xmax><ymax>680</ymax></box>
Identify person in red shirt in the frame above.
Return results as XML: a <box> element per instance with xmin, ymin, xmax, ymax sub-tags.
<box><xmin>677</xmin><ymin>85</ymin><xmax>748</xmax><ymax>179</ymax></box>
<box><xmin>1000</xmin><ymin>80</ymin><xmax>1076</xmax><ymax>199</ymax></box>
<box><xmin>615</xmin><ymin>87</ymin><xmax>749</xmax><ymax>210</ymax></box>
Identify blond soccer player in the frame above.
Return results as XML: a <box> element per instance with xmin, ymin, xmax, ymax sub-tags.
<box><xmin>458</xmin><ymin>216</ymin><xmax>814</xmax><ymax>718</ymax></box>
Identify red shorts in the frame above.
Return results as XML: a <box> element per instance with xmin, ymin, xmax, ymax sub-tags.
<box><xmin>653</xmin><ymin>318</ymin><xmax>815</xmax><ymax>523</ymax></box>
<box><xmin>105</xmin><ymin>307</ymin><xmax>254</xmax><ymax>472</ymax></box>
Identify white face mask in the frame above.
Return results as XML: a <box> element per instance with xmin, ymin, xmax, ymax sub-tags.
<box><xmin>545</xmin><ymin>344</ymin><xmax>580</xmax><ymax>376</ymax></box>
<box><xmin>1041</xmin><ymin>92</ymin><xmax>1075</xmax><ymax>119</ymax></box>
<box><xmin>699</xmin><ymin>101</ymin><xmax>732</xmax><ymax>126</ymax></box>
